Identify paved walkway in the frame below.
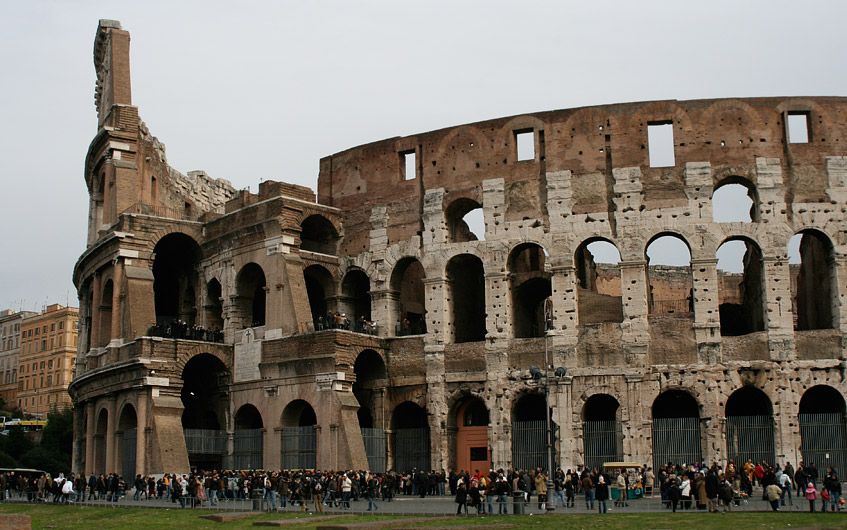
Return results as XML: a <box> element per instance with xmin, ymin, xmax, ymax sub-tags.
<box><xmin>3</xmin><ymin>490</ymin><xmax>815</xmax><ymax>516</ymax></box>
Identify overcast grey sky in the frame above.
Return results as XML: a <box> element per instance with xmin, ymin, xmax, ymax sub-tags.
<box><xmin>1</xmin><ymin>0</ymin><xmax>845</xmax><ymax>311</ymax></box>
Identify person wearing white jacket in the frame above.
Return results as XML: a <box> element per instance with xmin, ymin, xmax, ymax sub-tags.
<box><xmin>680</xmin><ymin>477</ymin><xmax>692</xmax><ymax>510</ymax></box>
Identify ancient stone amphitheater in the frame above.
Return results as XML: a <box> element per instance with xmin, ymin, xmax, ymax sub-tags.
<box><xmin>71</xmin><ymin>20</ymin><xmax>847</xmax><ymax>477</ymax></box>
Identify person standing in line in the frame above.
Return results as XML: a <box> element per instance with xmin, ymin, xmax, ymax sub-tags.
<box><xmin>582</xmin><ymin>473</ymin><xmax>595</xmax><ymax>510</ymax></box>
<box><xmin>595</xmin><ymin>476</ymin><xmax>609</xmax><ymax>514</ymax></box>
<box><xmin>805</xmin><ymin>482</ymin><xmax>818</xmax><ymax>512</ymax></box>
<box><xmin>455</xmin><ymin>481</ymin><xmax>468</xmax><ymax>515</ymax></box>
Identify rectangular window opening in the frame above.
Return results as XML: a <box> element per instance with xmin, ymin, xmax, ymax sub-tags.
<box><xmin>515</xmin><ymin>130</ymin><xmax>535</xmax><ymax>161</ymax></box>
<box><xmin>400</xmin><ymin>150</ymin><xmax>416</xmax><ymax>181</ymax></box>
<box><xmin>647</xmin><ymin>121</ymin><xmax>675</xmax><ymax>167</ymax></box>
<box><xmin>787</xmin><ymin>112</ymin><xmax>810</xmax><ymax>144</ymax></box>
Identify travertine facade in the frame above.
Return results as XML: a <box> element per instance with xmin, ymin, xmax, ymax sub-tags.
<box><xmin>71</xmin><ymin>20</ymin><xmax>847</xmax><ymax>478</ymax></box>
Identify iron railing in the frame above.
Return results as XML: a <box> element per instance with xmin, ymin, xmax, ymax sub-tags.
<box><xmin>651</xmin><ymin>417</ymin><xmax>702</xmax><ymax>470</ymax></box>
<box><xmin>726</xmin><ymin>415</ymin><xmax>775</xmax><ymax>466</ymax></box>
<box><xmin>280</xmin><ymin>426</ymin><xmax>317</xmax><ymax>470</ymax></box>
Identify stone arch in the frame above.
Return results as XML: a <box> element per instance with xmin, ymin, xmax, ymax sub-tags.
<box><xmin>234</xmin><ymin>262</ymin><xmax>267</xmax><ymax>329</ymax></box>
<box><xmin>353</xmin><ymin>349</ymin><xmax>387</xmax><ymax>429</ymax></box>
<box><xmin>450</xmin><ymin>396</ymin><xmax>490</xmax><ymax>473</ymax></box>
<box><xmin>701</xmin><ymin>99</ymin><xmax>769</xmax><ymax>151</ymax></box>
<box><xmin>94</xmin><ymin>407</ymin><xmax>109</xmax><ymax>475</ymax></box>
<box><xmin>508</xmin><ymin>242</ymin><xmax>551</xmax><ymax>338</ymax></box>
<box><xmin>446</xmin><ymin>253</ymin><xmax>486</xmax><ymax>343</ymax></box>
<box><xmin>798</xmin><ymin>385</ymin><xmax>847</xmax><ymax>477</ymax></box>
<box><xmin>304</xmin><ymin>264</ymin><xmax>336</xmax><ymax>328</ymax></box>
<box><xmin>340</xmin><ymin>268</ymin><xmax>371</xmax><ymax>329</ymax></box>
<box><xmin>790</xmin><ymin>228</ymin><xmax>837</xmax><ymax>331</ymax></box>
<box><xmin>645</xmin><ymin>232</ymin><xmax>693</xmax><ymax>316</ymax></box>
<box><xmin>582</xmin><ymin>393</ymin><xmax>622</xmax><ymax>470</ymax></box>
<box><xmin>391</xmin><ymin>401</ymin><xmax>430</xmax><ymax>472</ymax></box>
<box><xmin>117</xmin><ymin>402</ymin><xmax>138</xmax><ymax>479</ymax></box>
<box><xmin>281</xmin><ymin>399</ymin><xmax>318</xmax><ymax>427</ymax></box>
<box><xmin>233</xmin><ymin>403</ymin><xmax>263</xmax><ymax>470</ymax></box>
<box><xmin>299</xmin><ymin>213</ymin><xmax>339</xmax><ymax>255</ymax></box>
<box><xmin>181</xmin><ymin>353</ymin><xmax>228</xmax><ymax>430</ymax></box>
<box><xmin>575</xmin><ymin>238</ymin><xmax>623</xmax><ymax>324</ymax></box>
<box><xmin>716</xmin><ymin>236</ymin><xmax>766</xmax><ymax>336</ymax></box>
<box><xmin>712</xmin><ymin>175</ymin><xmax>760</xmax><ymax>223</ymax></box>
<box><xmin>390</xmin><ymin>257</ymin><xmax>426</xmax><ymax>336</ymax></box>
<box><xmin>98</xmin><ymin>278</ymin><xmax>114</xmax><ymax>347</ymax></box>
<box><xmin>725</xmin><ymin>386</ymin><xmax>775</xmax><ymax>467</ymax></box>
<box><xmin>445</xmin><ymin>197</ymin><xmax>485</xmax><ymax>243</ymax></box>
<box><xmin>651</xmin><ymin>389</ymin><xmax>702</xmax><ymax>469</ymax></box>
<box><xmin>511</xmin><ymin>392</ymin><xmax>552</xmax><ymax>471</ymax></box>
<box><xmin>433</xmin><ymin>125</ymin><xmax>490</xmax><ymax>181</ymax></box>
<box><xmin>153</xmin><ymin>232</ymin><xmax>202</xmax><ymax>326</ymax></box>
<box><xmin>204</xmin><ymin>278</ymin><xmax>224</xmax><ymax>331</ymax></box>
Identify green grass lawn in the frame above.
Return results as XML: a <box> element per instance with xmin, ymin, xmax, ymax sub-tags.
<box><xmin>0</xmin><ymin>504</ymin><xmax>845</xmax><ymax>530</ymax></box>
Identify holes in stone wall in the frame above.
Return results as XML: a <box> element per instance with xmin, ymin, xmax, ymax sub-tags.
<box><xmin>576</xmin><ymin>239</ymin><xmax>623</xmax><ymax>324</ymax></box>
<box><xmin>447</xmin><ymin>254</ymin><xmax>487</xmax><ymax>343</ymax></box>
<box><xmin>647</xmin><ymin>121</ymin><xmax>675</xmax><ymax>167</ymax></box>
<box><xmin>787</xmin><ymin>112</ymin><xmax>810</xmax><ymax>144</ymax></box>
<box><xmin>790</xmin><ymin>230</ymin><xmax>836</xmax><ymax>331</ymax></box>
<box><xmin>391</xmin><ymin>258</ymin><xmax>427</xmax><ymax>336</ymax></box>
<box><xmin>712</xmin><ymin>178</ymin><xmax>758</xmax><ymax>223</ymax></box>
<box><xmin>646</xmin><ymin>234</ymin><xmax>692</xmax><ymax>316</ymax></box>
<box><xmin>509</xmin><ymin>243</ymin><xmax>551</xmax><ymax>337</ymax></box>
<box><xmin>446</xmin><ymin>198</ymin><xmax>485</xmax><ymax>242</ymax></box>
<box><xmin>716</xmin><ymin>238</ymin><xmax>765</xmax><ymax>336</ymax></box>
<box><xmin>515</xmin><ymin>129</ymin><xmax>535</xmax><ymax>161</ymax></box>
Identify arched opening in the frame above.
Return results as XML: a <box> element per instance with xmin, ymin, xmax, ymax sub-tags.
<box><xmin>725</xmin><ymin>387</ymin><xmax>775</xmax><ymax>467</ymax></box>
<box><xmin>446</xmin><ymin>198</ymin><xmax>485</xmax><ymax>242</ymax></box>
<box><xmin>509</xmin><ymin>243</ymin><xmax>552</xmax><ymax>338</ymax></box>
<box><xmin>712</xmin><ymin>178</ymin><xmax>758</xmax><ymax>223</ymax></box>
<box><xmin>790</xmin><ymin>230</ymin><xmax>836</xmax><ymax>330</ymax></box>
<box><xmin>81</xmin><ymin>283</ymin><xmax>93</xmax><ymax>352</ymax></box>
<box><xmin>391</xmin><ymin>258</ymin><xmax>426</xmax><ymax>336</ymax></box>
<box><xmin>716</xmin><ymin>237</ymin><xmax>765</xmax><ymax>336</ymax></box>
<box><xmin>651</xmin><ymin>390</ymin><xmax>701</xmax><ymax>469</ymax></box>
<box><xmin>300</xmin><ymin>214</ymin><xmax>339</xmax><ymax>255</ymax></box>
<box><xmin>233</xmin><ymin>404</ymin><xmax>263</xmax><ymax>470</ymax></box>
<box><xmin>576</xmin><ymin>239</ymin><xmax>623</xmax><ymax>324</ymax></box>
<box><xmin>391</xmin><ymin>402</ymin><xmax>430</xmax><ymax>472</ymax></box>
<box><xmin>646</xmin><ymin>234</ymin><xmax>693</xmax><ymax>316</ymax></box>
<box><xmin>354</xmin><ymin>350</ymin><xmax>387</xmax><ymax>471</ymax></box>
<box><xmin>446</xmin><ymin>254</ymin><xmax>486</xmax><ymax>343</ymax></box>
<box><xmin>94</xmin><ymin>408</ymin><xmax>108</xmax><ymax>475</ymax></box>
<box><xmin>117</xmin><ymin>404</ymin><xmax>137</xmax><ymax>480</ymax></box>
<box><xmin>304</xmin><ymin>265</ymin><xmax>335</xmax><ymax>329</ymax></box>
<box><xmin>182</xmin><ymin>353</ymin><xmax>227</xmax><ymax>470</ymax></box>
<box><xmin>512</xmin><ymin>393</ymin><xmax>555</xmax><ymax>471</ymax></box>
<box><xmin>583</xmin><ymin>394</ymin><xmax>622</xmax><ymax>470</ymax></box>
<box><xmin>98</xmin><ymin>279</ymin><xmax>113</xmax><ymax>347</ymax></box>
<box><xmin>204</xmin><ymin>279</ymin><xmax>224</xmax><ymax>332</ymax></box>
<box><xmin>452</xmin><ymin>397</ymin><xmax>490</xmax><ymax>473</ymax></box>
<box><xmin>235</xmin><ymin>263</ymin><xmax>266</xmax><ymax>329</ymax></box>
<box><xmin>341</xmin><ymin>270</ymin><xmax>372</xmax><ymax>332</ymax></box>
<box><xmin>281</xmin><ymin>400</ymin><xmax>317</xmax><ymax>470</ymax></box>
<box><xmin>153</xmin><ymin>233</ymin><xmax>202</xmax><ymax>326</ymax></box>
<box><xmin>799</xmin><ymin>385</ymin><xmax>847</xmax><ymax>476</ymax></box>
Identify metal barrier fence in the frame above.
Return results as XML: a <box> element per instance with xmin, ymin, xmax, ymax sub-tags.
<box><xmin>799</xmin><ymin>412</ymin><xmax>847</xmax><ymax>475</ymax></box>
<box><xmin>512</xmin><ymin>420</ymin><xmax>556</xmax><ymax>471</ymax></box>
<box><xmin>122</xmin><ymin>429</ymin><xmax>136</xmax><ymax>480</ymax></box>
<box><xmin>651</xmin><ymin>417</ymin><xmax>702</xmax><ymax>470</ymax></box>
<box><xmin>362</xmin><ymin>427</ymin><xmax>387</xmax><ymax>472</ymax></box>
<box><xmin>394</xmin><ymin>427</ymin><xmax>430</xmax><ymax>472</ymax></box>
<box><xmin>184</xmin><ymin>429</ymin><xmax>226</xmax><ymax>454</ymax></box>
<box><xmin>281</xmin><ymin>426</ymin><xmax>317</xmax><ymax>470</ymax></box>
<box><xmin>233</xmin><ymin>428</ymin><xmax>263</xmax><ymax>470</ymax></box>
<box><xmin>583</xmin><ymin>420</ymin><xmax>622</xmax><ymax>471</ymax></box>
<box><xmin>726</xmin><ymin>415</ymin><xmax>775</xmax><ymax>466</ymax></box>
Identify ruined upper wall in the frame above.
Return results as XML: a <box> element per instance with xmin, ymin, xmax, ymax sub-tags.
<box><xmin>318</xmin><ymin>97</ymin><xmax>847</xmax><ymax>254</ymax></box>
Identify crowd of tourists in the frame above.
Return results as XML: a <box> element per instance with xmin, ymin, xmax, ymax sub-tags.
<box><xmin>147</xmin><ymin>320</ymin><xmax>224</xmax><ymax>343</ymax></box>
<box><xmin>1</xmin><ymin>460</ymin><xmax>842</xmax><ymax>515</ymax></box>
<box><xmin>315</xmin><ymin>313</ymin><xmax>378</xmax><ymax>335</ymax></box>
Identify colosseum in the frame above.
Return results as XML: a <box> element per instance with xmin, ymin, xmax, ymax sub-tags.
<box><xmin>70</xmin><ymin>20</ymin><xmax>847</xmax><ymax>478</ymax></box>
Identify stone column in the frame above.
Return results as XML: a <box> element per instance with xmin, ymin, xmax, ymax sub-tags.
<box><xmin>135</xmin><ymin>390</ymin><xmax>147</xmax><ymax>475</ymax></box>
<box><xmin>552</xmin><ymin>377</ymin><xmax>574</xmax><ymax>469</ymax></box>
<box><xmin>619</xmin><ymin>260</ymin><xmax>649</xmax><ymax>364</ymax></box>
<box><xmin>423</xmin><ymin>278</ymin><xmax>448</xmax><ymax>345</ymax></box>
<box><xmin>84</xmin><ymin>401</ymin><xmax>95</xmax><ymax>474</ymax></box>
<box><xmin>550</xmin><ymin>264</ymin><xmax>579</xmax><ymax>364</ymax></box>
<box><xmin>369</xmin><ymin>289</ymin><xmax>398</xmax><ymax>337</ymax></box>
<box><xmin>425</xmin><ymin>345</ymin><xmax>447</xmax><ymax>471</ymax></box>
<box><xmin>483</xmin><ymin>271</ymin><xmax>509</xmax><ymax>344</ymax></box>
<box><xmin>832</xmin><ymin>256</ymin><xmax>847</xmax><ymax>341</ymax></box>
<box><xmin>482</xmin><ymin>178</ymin><xmax>505</xmax><ymax>240</ymax></box>
<box><xmin>105</xmin><ymin>395</ymin><xmax>117</xmax><ymax>474</ymax></box>
<box><xmin>691</xmin><ymin>258</ymin><xmax>721</xmax><ymax>364</ymax></box>
<box><xmin>762</xmin><ymin>256</ymin><xmax>796</xmax><ymax>360</ymax></box>
<box><xmin>72</xmin><ymin>405</ymin><xmax>87</xmax><ymax>474</ymax></box>
<box><xmin>90</xmin><ymin>271</ymin><xmax>102</xmax><ymax>351</ymax></box>
<box><xmin>422</xmin><ymin>188</ymin><xmax>446</xmax><ymax>247</ymax></box>
<box><xmin>110</xmin><ymin>259</ymin><xmax>124</xmax><ymax>346</ymax></box>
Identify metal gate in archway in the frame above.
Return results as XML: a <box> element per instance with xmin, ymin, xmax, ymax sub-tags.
<box><xmin>726</xmin><ymin>415</ymin><xmax>775</xmax><ymax>465</ymax></box>
<box><xmin>121</xmin><ymin>429</ymin><xmax>136</xmax><ymax>480</ymax></box>
<box><xmin>281</xmin><ymin>426</ymin><xmax>316</xmax><ymax>470</ymax></box>
<box><xmin>512</xmin><ymin>420</ymin><xmax>558</xmax><ymax>471</ymax></box>
<box><xmin>362</xmin><ymin>427</ymin><xmax>386</xmax><ymax>472</ymax></box>
<box><xmin>799</xmin><ymin>412</ymin><xmax>847</xmax><ymax>476</ymax></box>
<box><xmin>394</xmin><ymin>427</ymin><xmax>430</xmax><ymax>472</ymax></box>
<box><xmin>651</xmin><ymin>417</ymin><xmax>701</xmax><ymax>470</ymax></box>
<box><xmin>583</xmin><ymin>420</ymin><xmax>622</xmax><ymax>471</ymax></box>
<box><xmin>233</xmin><ymin>428</ymin><xmax>263</xmax><ymax>470</ymax></box>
